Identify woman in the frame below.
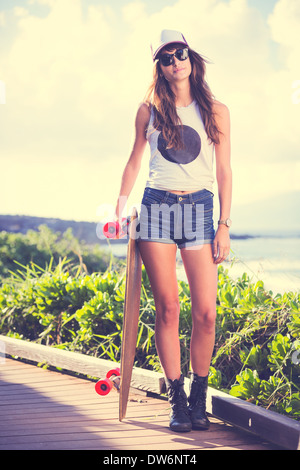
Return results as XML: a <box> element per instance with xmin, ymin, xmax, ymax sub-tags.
<box><xmin>115</xmin><ymin>30</ymin><xmax>232</xmax><ymax>432</ymax></box>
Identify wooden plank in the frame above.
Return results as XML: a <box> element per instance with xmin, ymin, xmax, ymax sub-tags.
<box><xmin>2</xmin><ymin>336</ymin><xmax>298</xmax><ymax>449</ymax></box>
<box><xmin>183</xmin><ymin>380</ymin><xmax>300</xmax><ymax>451</ymax></box>
<box><xmin>209</xmin><ymin>392</ymin><xmax>300</xmax><ymax>451</ymax></box>
<box><xmin>0</xmin><ymin>358</ymin><xmax>279</xmax><ymax>451</ymax></box>
<box><xmin>0</xmin><ymin>423</ymin><xmax>274</xmax><ymax>451</ymax></box>
<box><xmin>0</xmin><ymin>334</ymin><xmax>164</xmax><ymax>394</ymax></box>
<box><xmin>0</xmin><ymin>417</ymin><xmax>252</xmax><ymax>439</ymax></box>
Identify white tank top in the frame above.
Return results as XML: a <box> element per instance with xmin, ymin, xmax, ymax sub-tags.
<box><xmin>146</xmin><ymin>100</ymin><xmax>215</xmax><ymax>192</ymax></box>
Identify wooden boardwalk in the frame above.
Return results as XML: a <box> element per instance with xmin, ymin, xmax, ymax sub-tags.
<box><xmin>0</xmin><ymin>357</ymin><xmax>281</xmax><ymax>451</ymax></box>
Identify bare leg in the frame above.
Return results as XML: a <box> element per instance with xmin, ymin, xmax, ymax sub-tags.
<box><xmin>180</xmin><ymin>244</ymin><xmax>218</xmax><ymax>376</ymax></box>
<box><xmin>138</xmin><ymin>241</ymin><xmax>181</xmax><ymax>380</ymax></box>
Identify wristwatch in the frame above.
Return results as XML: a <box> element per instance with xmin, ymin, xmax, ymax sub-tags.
<box><xmin>218</xmin><ymin>218</ymin><xmax>232</xmax><ymax>228</ymax></box>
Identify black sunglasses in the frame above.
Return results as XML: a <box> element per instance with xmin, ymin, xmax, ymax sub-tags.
<box><xmin>159</xmin><ymin>48</ymin><xmax>189</xmax><ymax>67</ymax></box>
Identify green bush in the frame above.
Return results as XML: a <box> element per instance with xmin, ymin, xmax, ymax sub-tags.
<box><xmin>0</xmin><ymin>252</ymin><xmax>299</xmax><ymax>420</ymax></box>
<box><xmin>0</xmin><ymin>225</ymin><xmax>112</xmax><ymax>277</ymax></box>
<box><xmin>214</xmin><ymin>267</ymin><xmax>300</xmax><ymax>418</ymax></box>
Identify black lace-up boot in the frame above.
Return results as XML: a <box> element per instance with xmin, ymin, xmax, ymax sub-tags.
<box><xmin>188</xmin><ymin>373</ymin><xmax>210</xmax><ymax>430</ymax></box>
<box><xmin>165</xmin><ymin>374</ymin><xmax>192</xmax><ymax>432</ymax></box>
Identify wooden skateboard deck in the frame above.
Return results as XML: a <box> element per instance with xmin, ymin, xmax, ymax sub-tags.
<box><xmin>119</xmin><ymin>208</ymin><xmax>142</xmax><ymax>421</ymax></box>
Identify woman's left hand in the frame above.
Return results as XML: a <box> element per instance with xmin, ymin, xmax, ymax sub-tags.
<box><xmin>213</xmin><ymin>226</ymin><xmax>230</xmax><ymax>264</ymax></box>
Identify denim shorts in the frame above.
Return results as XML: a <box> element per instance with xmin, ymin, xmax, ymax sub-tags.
<box><xmin>138</xmin><ymin>187</ymin><xmax>215</xmax><ymax>249</ymax></box>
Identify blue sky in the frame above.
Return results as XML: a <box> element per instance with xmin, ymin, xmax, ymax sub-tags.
<box><xmin>0</xmin><ymin>0</ymin><xmax>299</xmax><ymax>231</ymax></box>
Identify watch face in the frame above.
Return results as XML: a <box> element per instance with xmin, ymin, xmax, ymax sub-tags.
<box><xmin>226</xmin><ymin>218</ymin><xmax>232</xmax><ymax>227</ymax></box>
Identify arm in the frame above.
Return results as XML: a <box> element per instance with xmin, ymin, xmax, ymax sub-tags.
<box><xmin>212</xmin><ymin>102</ymin><xmax>232</xmax><ymax>264</ymax></box>
<box><xmin>115</xmin><ymin>103</ymin><xmax>150</xmax><ymax>219</ymax></box>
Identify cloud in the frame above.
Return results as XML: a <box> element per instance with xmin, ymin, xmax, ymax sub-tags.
<box><xmin>0</xmin><ymin>0</ymin><xmax>299</xmax><ymax>221</ymax></box>
<box><xmin>0</xmin><ymin>12</ymin><xmax>5</xmax><ymax>26</ymax></box>
<box><xmin>1</xmin><ymin>0</ymin><xmax>132</xmax><ymax>163</ymax></box>
<box><xmin>266</xmin><ymin>0</ymin><xmax>300</xmax><ymax>143</ymax></box>
<box><xmin>7</xmin><ymin>0</ymin><xmax>112</xmax><ymax>110</ymax></box>
<box><xmin>268</xmin><ymin>0</ymin><xmax>300</xmax><ymax>59</ymax></box>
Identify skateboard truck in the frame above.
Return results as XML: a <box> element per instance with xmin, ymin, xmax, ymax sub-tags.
<box><xmin>103</xmin><ymin>218</ymin><xmax>130</xmax><ymax>239</ymax></box>
<box><xmin>95</xmin><ymin>368</ymin><xmax>121</xmax><ymax>396</ymax></box>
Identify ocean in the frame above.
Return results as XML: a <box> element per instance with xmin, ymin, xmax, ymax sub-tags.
<box><xmin>104</xmin><ymin>235</ymin><xmax>300</xmax><ymax>295</ymax></box>
<box><xmin>227</xmin><ymin>236</ymin><xmax>300</xmax><ymax>294</ymax></box>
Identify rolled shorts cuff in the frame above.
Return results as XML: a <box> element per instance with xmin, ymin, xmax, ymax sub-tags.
<box><xmin>178</xmin><ymin>238</ymin><xmax>214</xmax><ymax>249</ymax></box>
<box><xmin>137</xmin><ymin>237</ymin><xmax>214</xmax><ymax>249</ymax></box>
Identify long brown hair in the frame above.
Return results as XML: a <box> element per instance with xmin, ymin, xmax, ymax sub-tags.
<box><xmin>144</xmin><ymin>47</ymin><xmax>220</xmax><ymax>149</ymax></box>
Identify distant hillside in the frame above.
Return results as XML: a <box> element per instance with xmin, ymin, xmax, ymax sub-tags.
<box><xmin>2</xmin><ymin>190</ymin><xmax>299</xmax><ymax>246</ymax></box>
<box><xmin>230</xmin><ymin>191</ymin><xmax>300</xmax><ymax>236</ymax></box>
<box><xmin>0</xmin><ymin>214</ymin><xmax>103</xmax><ymax>245</ymax></box>
<box><xmin>0</xmin><ymin>213</ymin><xmax>254</xmax><ymax>243</ymax></box>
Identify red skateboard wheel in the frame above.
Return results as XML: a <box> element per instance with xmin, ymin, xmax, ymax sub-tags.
<box><xmin>103</xmin><ymin>219</ymin><xmax>129</xmax><ymax>239</ymax></box>
<box><xmin>95</xmin><ymin>378</ymin><xmax>113</xmax><ymax>396</ymax></box>
<box><xmin>106</xmin><ymin>368</ymin><xmax>120</xmax><ymax>379</ymax></box>
<box><xmin>95</xmin><ymin>368</ymin><xmax>121</xmax><ymax>396</ymax></box>
<box><xmin>103</xmin><ymin>221</ymin><xmax>118</xmax><ymax>238</ymax></box>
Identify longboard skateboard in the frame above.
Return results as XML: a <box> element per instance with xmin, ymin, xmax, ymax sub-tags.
<box><xmin>95</xmin><ymin>208</ymin><xmax>142</xmax><ymax>421</ymax></box>
<box><xmin>119</xmin><ymin>208</ymin><xmax>142</xmax><ymax>421</ymax></box>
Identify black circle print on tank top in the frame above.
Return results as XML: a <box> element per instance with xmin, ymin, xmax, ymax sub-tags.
<box><xmin>157</xmin><ymin>125</ymin><xmax>201</xmax><ymax>164</ymax></box>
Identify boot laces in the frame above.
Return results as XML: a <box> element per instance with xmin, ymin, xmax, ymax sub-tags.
<box><xmin>169</xmin><ymin>387</ymin><xmax>189</xmax><ymax>416</ymax></box>
<box><xmin>189</xmin><ymin>378</ymin><xmax>207</xmax><ymax>410</ymax></box>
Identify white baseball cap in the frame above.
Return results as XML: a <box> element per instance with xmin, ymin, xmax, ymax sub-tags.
<box><xmin>151</xmin><ymin>29</ymin><xmax>189</xmax><ymax>61</ymax></box>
